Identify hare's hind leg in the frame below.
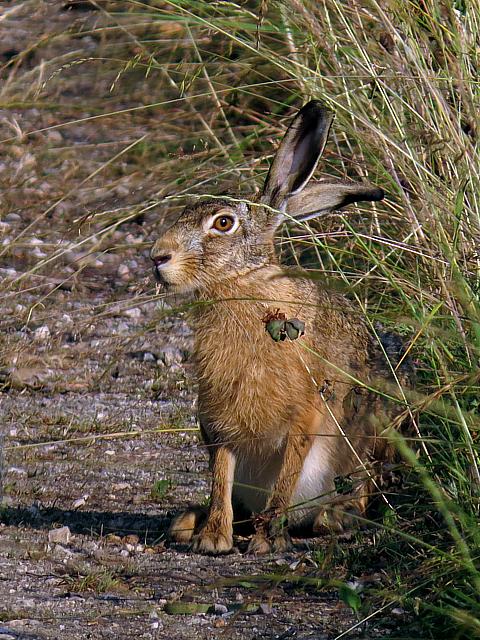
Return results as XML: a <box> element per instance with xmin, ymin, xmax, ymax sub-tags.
<box><xmin>169</xmin><ymin>506</ymin><xmax>207</xmax><ymax>543</ymax></box>
<box><xmin>313</xmin><ymin>479</ymin><xmax>371</xmax><ymax>534</ymax></box>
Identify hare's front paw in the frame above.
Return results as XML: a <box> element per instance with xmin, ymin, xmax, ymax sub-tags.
<box><xmin>247</xmin><ymin>511</ymin><xmax>292</xmax><ymax>555</ymax></box>
<box><xmin>169</xmin><ymin>507</ymin><xmax>207</xmax><ymax>544</ymax></box>
<box><xmin>247</xmin><ymin>531</ymin><xmax>272</xmax><ymax>555</ymax></box>
<box><xmin>192</xmin><ymin>524</ymin><xmax>233</xmax><ymax>555</ymax></box>
<box><xmin>247</xmin><ymin>530</ymin><xmax>292</xmax><ymax>555</ymax></box>
<box><xmin>313</xmin><ymin>498</ymin><xmax>365</xmax><ymax>535</ymax></box>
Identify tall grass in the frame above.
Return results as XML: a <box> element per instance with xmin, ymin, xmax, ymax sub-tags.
<box><xmin>1</xmin><ymin>0</ymin><xmax>479</xmax><ymax>637</ymax></box>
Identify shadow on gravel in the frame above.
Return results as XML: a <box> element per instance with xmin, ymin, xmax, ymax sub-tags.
<box><xmin>0</xmin><ymin>505</ymin><xmax>170</xmax><ymax>543</ymax></box>
<box><xmin>0</xmin><ymin>627</ymin><xmax>40</xmax><ymax>640</ymax></box>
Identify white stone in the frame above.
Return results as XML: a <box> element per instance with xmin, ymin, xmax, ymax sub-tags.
<box><xmin>48</xmin><ymin>526</ymin><xmax>71</xmax><ymax>545</ymax></box>
<box><xmin>34</xmin><ymin>325</ymin><xmax>50</xmax><ymax>342</ymax></box>
<box><xmin>123</xmin><ymin>307</ymin><xmax>142</xmax><ymax>319</ymax></box>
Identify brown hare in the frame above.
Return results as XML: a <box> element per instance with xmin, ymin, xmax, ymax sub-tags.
<box><xmin>150</xmin><ymin>100</ymin><xmax>412</xmax><ymax>555</ymax></box>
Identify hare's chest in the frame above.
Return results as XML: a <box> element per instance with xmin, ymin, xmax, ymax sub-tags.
<box><xmin>194</xmin><ymin>321</ymin><xmax>313</xmax><ymax>440</ymax></box>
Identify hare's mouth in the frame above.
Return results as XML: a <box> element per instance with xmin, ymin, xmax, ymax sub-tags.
<box><xmin>152</xmin><ymin>265</ymin><xmax>171</xmax><ymax>290</ymax></box>
<box><xmin>151</xmin><ymin>250</ymin><xmax>200</xmax><ymax>294</ymax></box>
<box><xmin>152</xmin><ymin>265</ymin><xmax>193</xmax><ymax>294</ymax></box>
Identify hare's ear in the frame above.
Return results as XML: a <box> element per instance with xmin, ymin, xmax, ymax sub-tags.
<box><xmin>286</xmin><ymin>181</ymin><xmax>384</xmax><ymax>221</ymax></box>
<box><xmin>262</xmin><ymin>101</ymin><xmax>334</xmax><ymax>211</ymax></box>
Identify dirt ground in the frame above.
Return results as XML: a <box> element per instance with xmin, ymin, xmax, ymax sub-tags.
<box><xmin>0</xmin><ymin>3</ymin><xmax>388</xmax><ymax>639</ymax></box>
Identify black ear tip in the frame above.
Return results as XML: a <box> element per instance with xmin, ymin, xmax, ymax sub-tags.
<box><xmin>371</xmin><ymin>187</ymin><xmax>385</xmax><ymax>201</ymax></box>
<box><xmin>299</xmin><ymin>99</ymin><xmax>334</xmax><ymax>121</ymax></box>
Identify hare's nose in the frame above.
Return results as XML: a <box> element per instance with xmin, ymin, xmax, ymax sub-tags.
<box><xmin>151</xmin><ymin>253</ymin><xmax>172</xmax><ymax>267</ymax></box>
<box><xmin>150</xmin><ymin>250</ymin><xmax>172</xmax><ymax>283</ymax></box>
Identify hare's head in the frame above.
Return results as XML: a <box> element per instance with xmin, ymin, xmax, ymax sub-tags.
<box><xmin>151</xmin><ymin>101</ymin><xmax>384</xmax><ymax>293</ymax></box>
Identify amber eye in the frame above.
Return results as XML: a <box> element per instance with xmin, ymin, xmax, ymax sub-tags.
<box><xmin>212</xmin><ymin>214</ymin><xmax>235</xmax><ymax>233</ymax></box>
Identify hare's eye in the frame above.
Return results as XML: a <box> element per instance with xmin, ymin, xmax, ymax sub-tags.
<box><xmin>212</xmin><ymin>215</ymin><xmax>235</xmax><ymax>233</ymax></box>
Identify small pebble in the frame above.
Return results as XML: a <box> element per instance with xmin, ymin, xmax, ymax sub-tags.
<box><xmin>117</xmin><ymin>264</ymin><xmax>130</xmax><ymax>281</ymax></box>
<box><xmin>5</xmin><ymin>212</ymin><xmax>21</xmax><ymax>223</ymax></box>
<box><xmin>52</xmin><ymin>544</ymin><xmax>73</xmax><ymax>560</ymax></box>
<box><xmin>46</xmin><ymin>130</ymin><xmax>63</xmax><ymax>143</ymax></box>
<box><xmin>213</xmin><ymin>619</ymin><xmax>226</xmax><ymax>628</ymax></box>
<box><xmin>115</xmin><ymin>184</ymin><xmax>130</xmax><ymax>198</ymax></box>
<box><xmin>213</xmin><ymin>604</ymin><xmax>228</xmax><ymax>615</ymax></box>
<box><xmin>34</xmin><ymin>325</ymin><xmax>50</xmax><ymax>342</ymax></box>
<box><xmin>48</xmin><ymin>526</ymin><xmax>71</xmax><ymax>545</ymax></box>
<box><xmin>160</xmin><ymin>346</ymin><xmax>184</xmax><ymax>367</ymax></box>
<box><xmin>259</xmin><ymin>603</ymin><xmax>273</xmax><ymax>614</ymax></box>
<box><xmin>72</xmin><ymin>495</ymin><xmax>89</xmax><ymax>509</ymax></box>
<box><xmin>123</xmin><ymin>307</ymin><xmax>142</xmax><ymax>319</ymax></box>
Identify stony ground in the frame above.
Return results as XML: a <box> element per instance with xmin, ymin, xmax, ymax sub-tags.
<box><xmin>1</xmin><ymin>280</ymin><xmax>357</xmax><ymax>640</ymax></box>
<box><xmin>0</xmin><ymin>3</ymin><xmax>391</xmax><ymax>639</ymax></box>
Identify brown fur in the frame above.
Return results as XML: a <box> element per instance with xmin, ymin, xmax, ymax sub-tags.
<box><xmin>151</xmin><ymin>100</ymin><xmax>412</xmax><ymax>554</ymax></box>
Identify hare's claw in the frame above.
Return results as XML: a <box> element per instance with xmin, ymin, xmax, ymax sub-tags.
<box><xmin>247</xmin><ymin>532</ymin><xmax>272</xmax><ymax>555</ymax></box>
<box><xmin>247</xmin><ymin>530</ymin><xmax>292</xmax><ymax>555</ymax></box>
<box><xmin>192</xmin><ymin>526</ymin><xmax>233</xmax><ymax>554</ymax></box>
<box><xmin>313</xmin><ymin>497</ymin><xmax>366</xmax><ymax>534</ymax></box>
<box><xmin>248</xmin><ymin>510</ymin><xmax>292</xmax><ymax>555</ymax></box>
<box><xmin>273</xmin><ymin>531</ymin><xmax>292</xmax><ymax>552</ymax></box>
<box><xmin>247</xmin><ymin>515</ymin><xmax>292</xmax><ymax>555</ymax></box>
<box><xmin>169</xmin><ymin>507</ymin><xmax>207</xmax><ymax>544</ymax></box>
